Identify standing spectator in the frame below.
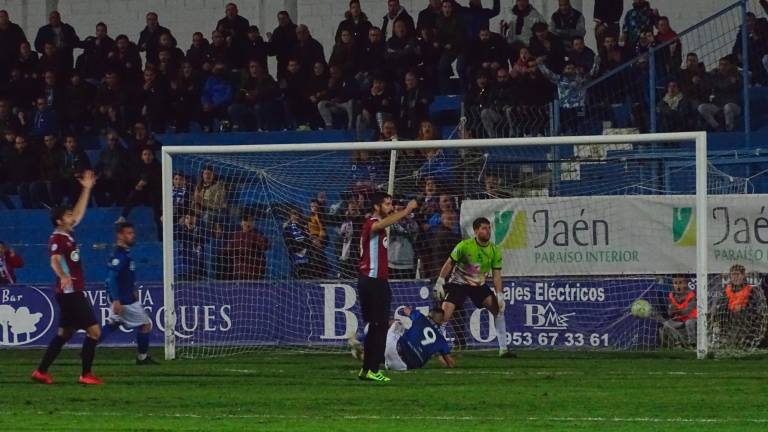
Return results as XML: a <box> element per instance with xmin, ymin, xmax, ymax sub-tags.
<box><xmin>594</xmin><ymin>0</ymin><xmax>623</xmax><ymax>47</ymax></box>
<box><xmin>5</xmin><ymin>67</ymin><xmax>35</xmax><ymax>111</ymax></box>
<box><xmin>481</xmin><ymin>67</ymin><xmax>516</xmax><ymax>138</ymax></box>
<box><xmin>108</xmin><ymin>35</ymin><xmax>143</xmax><ymax>86</ymax></box>
<box><xmin>0</xmin><ymin>99</ymin><xmax>21</xmax><ymax>133</ymax></box>
<box><xmin>306</xmin><ymin>62</ymin><xmax>330</xmax><ymax>128</ymax></box>
<box><xmin>417</xmin><ymin>0</ymin><xmax>442</xmax><ymax>32</ymax></box>
<box><xmin>679</xmin><ymin>52</ymin><xmax>708</xmax><ymax>109</ymax></box>
<box><xmin>538</xmin><ymin>56</ymin><xmax>599</xmax><ymax>135</ymax></box>
<box><xmin>138</xmin><ymin>12</ymin><xmax>173</xmax><ymax>65</ymax></box>
<box><xmin>204</xmin><ymin>30</ymin><xmax>233</xmax><ymax>70</ymax></box>
<box><xmin>502</xmin><ymin>0</ymin><xmax>546</xmax><ymax>48</ymax></box>
<box><xmin>94</xmin><ymin>132</ymin><xmax>129</xmax><ymax>207</ymax></box>
<box><xmin>568</xmin><ymin>36</ymin><xmax>596</xmax><ymax>73</ymax></box>
<box><xmin>385</xmin><ymin>20</ymin><xmax>418</xmax><ymax>85</ymax></box>
<box><xmin>171</xmin><ymin>172</ymin><xmax>190</xmax><ymax>216</ymax></box>
<box><xmin>63</xmin><ymin>73</ymin><xmax>96</xmax><ymax>135</ymax></box>
<box><xmin>292</xmin><ymin>25</ymin><xmax>326</xmax><ymax>76</ymax></box>
<box><xmin>60</xmin><ymin>135</ymin><xmax>91</xmax><ymax>205</ymax></box>
<box><xmin>307</xmin><ymin>199</ymin><xmax>327</xmax><ymax>278</ymax></box>
<box><xmin>77</xmin><ymin>22</ymin><xmax>114</xmax><ymax>83</ymax></box>
<box><xmin>425</xmin><ymin>211</ymin><xmax>461</xmax><ymax>278</ymax></box>
<box><xmin>435</xmin><ymin>0</ymin><xmax>467</xmax><ymax>94</ymax></box>
<box><xmin>622</xmin><ymin>0</ymin><xmax>659</xmax><ymax>50</ymax></box>
<box><xmin>0</xmin><ymin>10</ymin><xmax>27</xmax><ymax>82</ymax></box>
<box><xmin>34</xmin><ymin>11</ymin><xmax>79</xmax><ymax>72</ymax></box>
<box><xmin>279</xmin><ymin>59</ymin><xmax>310</xmax><ymax>129</ymax></box>
<box><xmin>382</xmin><ymin>0</ymin><xmax>416</xmax><ymax>40</ymax></box>
<box><xmin>127</xmin><ymin>121</ymin><xmax>162</xmax><ymax>159</ymax></box>
<box><xmin>29</xmin><ymin>96</ymin><xmax>59</xmax><ymax>139</ymax></box>
<box><xmin>356</xmin><ymin>27</ymin><xmax>386</xmax><ymax>90</ymax></box>
<box><xmin>655</xmin><ymin>16</ymin><xmax>682</xmax><ymax>79</ymax></box>
<box><xmin>388</xmin><ymin>198</ymin><xmax>420</xmax><ymax>279</ymax></box>
<box><xmin>39</xmin><ymin>70</ymin><xmax>64</xmax><ymax>113</ymax></box>
<box><xmin>245</xmin><ymin>26</ymin><xmax>269</xmax><ymax>70</ymax></box>
<box><xmin>170</xmin><ymin>61</ymin><xmax>203</xmax><ymax>132</ymax></box>
<box><xmin>550</xmin><ymin>0</ymin><xmax>585</xmax><ymax>46</ymax></box>
<box><xmin>267</xmin><ymin>11</ymin><xmax>298</xmax><ymax>80</ymax></box>
<box><xmin>216</xmin><ymin>2</ymin><xmax>250</xmax><ymax>69</ymax></box>
<box><xmin>283</xmin><ymin>207</ymin><xmax>310</xmax><ymax>278</ymax></box>
<box><xmin>330</xmin><ymin>29</ymin><xmax>359</xmax><ymax>80</ymax></box>
<box><xmin>186</xmin><ymin>32</ymin><xmax>210</xmax><ymax>72</ymax></box>
<box><xmin>174</xmin><ymin>213</ymin><xmax>203</xmax><ymax>281</ymax></box>
<box><xmin>456</xmin><ymin>0</ymin><xmax>501</xmax><ymax>41</ymax></box>
<box><xmin>2</xmin><ymin>135</ymin><xmax>38</xmax><ymax>208</ymax></box>
<box><xmin>228</xmin><ymin>60</ymin><xmax>279</xmax><ymax>131</ymax></box>
<box><xmin>529</xmin><ymin>22</ymin><xmax>567</xmax><ymax>74</ymax></box>
<box><xmin>657</xmin><ymin>80</ymin><xmax>694</xmax><ymax>132</ymax></box>
<box><xmin>15</xmin><ymin>41</ymin><xmax>39</xmax><ymax>81</ymax></box>
<box><xmin>317</xmin><ymin>65</ymin><xmax>358</xmax><ymax>130</ymax></box>
<box><xmin>338</xmin><ymin>194</ymin><xmax>364</xmax><ymax>279</ymax></box>
<box><xmin>193</xmin><ymin>165</ymin><xmax>228</xmax><ymax>221</ymax></box>
<box><xmin>140</xmin><ymin>68</ymin><xmax>170</xmax><ymax>133</ymax></box>
<box><xmin>0</xmin><ymin>242</ymin><xmax>23</xmax><ymax>284</ymax></box>
<box><xmin>200</xmin><ymin>62</ymin><xmax>234</xmax><ymax>132</ymax></box>
<box><xmin>732</xmin><ymin>11</ymin><xmax>768</xmax><ymax>85</ymax></box>
<box><xmin>116</xmin><ymin>148</ymin><xmax>162</xmax><ymax>239</ymax></box>
<box><xmin>336</xmin><ymin>1</ymin><xmax>373</xmax><ymax>47</ymax></box>
<box><xmin>467</xmin><ymin>27</ymin><xmax>508</xmax><ymax>82</ymax></box>
<box><xmin>37</xmin><ymin>43</ymin><xmax>68</xmax><ymax>79</ymax></box>
<box><xmin>398</xmin><ymin>71</ymin><xmax>432</xmax><ymax>138</ymax></box>
<box><xmin>230</xmin><ymin>214</ymin><xmax>270</xmax><ymax>280</ymax></box>
<box><xmin>34</xmin><ymin>134</ymin><xmax>64</xmax><ymax>207</ymax></box>
<box><xmin>698</xmin><ymin>56</ymin><xmax>743</xmax><ymax>132</ymax></box>
<box><xmin>154</xmin><ymin>32</ymin><xmax>185</xmax><ymax>70</ymax></box>
<box><xmin>356</xmin><ymin>75</ymin><xmax>395</xmax><ymax>140</ymax></box>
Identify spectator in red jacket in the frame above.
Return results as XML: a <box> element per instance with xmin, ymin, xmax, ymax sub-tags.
<box><xmin>229</xmin><ymin>213</ymin><xmax>270</xmax><ymax>280</ymax></box>
<box><xmin>0</xmin><ymin>241</ymin><xmax>23</xmax><ymax>284</ymax></box>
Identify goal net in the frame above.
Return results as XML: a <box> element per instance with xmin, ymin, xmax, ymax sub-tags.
<box><xmin>161</xmin><ymin>132</ymin><xmax>768</xmax><ymax>359</ymax></box>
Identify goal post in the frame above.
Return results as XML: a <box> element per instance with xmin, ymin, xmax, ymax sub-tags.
<box><xmin>161</xmin><ymin>131</ymin><xmax>768</xmax><ymax>360</ymax></box>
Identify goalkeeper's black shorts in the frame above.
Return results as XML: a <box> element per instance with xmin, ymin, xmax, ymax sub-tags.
<box><xmin>444</xmin><ymin>283</ymin><xmax>494</xmax><ymax>309</ymax></box>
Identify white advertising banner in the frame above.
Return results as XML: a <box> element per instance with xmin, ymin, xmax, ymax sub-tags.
<box><xmin>460</xmin><ymin>195</ymin><xmax>768</xmax><ymax>276</ymax></box>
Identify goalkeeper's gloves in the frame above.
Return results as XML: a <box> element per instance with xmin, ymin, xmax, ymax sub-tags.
<box><xmin>433</xmin><ymin>277</ymin><xmax>446</xmax><ymax>301</ymax></box>
<box><xmin>496</xmin><ymin>291</ymin><xmax>506</xmax><ymax>313</ymax></box>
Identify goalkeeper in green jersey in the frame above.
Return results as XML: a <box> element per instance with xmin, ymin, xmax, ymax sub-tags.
<box><xmin>432</xmin><ymin>217</ymin><xmax>514</xmax><ymax>357</ymax></box>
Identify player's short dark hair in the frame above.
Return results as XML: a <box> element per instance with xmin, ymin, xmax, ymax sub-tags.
<box><xmin>671</xmin><ymin>274</ymin><xmax>689</xmax><ymax>280</ymax></box>
<box><xmin>532</xmin><ymin>22</ymin><xmax>548</xmax><ymax>33</ymax></box>
<box><xmin>370</xmin><ymin>191</ymin><xmax>392</xmax><ymax>210</ymax></box>
<box><xmin>730</xmin><ymin>264</ymin><xmax>746</xmax><ymax>274</ymax></box>
<box><xmin>50</xmin><ymin>205</ymin><xmax>72</xmax><ymax>227</ymax></box>
<box><xmin>115</xmin><ymin>222</ymin><xmax>134</xmax><ymax>233</ymax></box>
<box><xmin>472</xmin><ymin>217</ymin><xmax>491</xmax><ymax>231</ymax></box>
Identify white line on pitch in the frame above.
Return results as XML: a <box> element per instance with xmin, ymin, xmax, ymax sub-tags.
<box><xmin>31</xmin><ymin>411</ymin><xmax>768</xmax><ymax>424</ymax></box>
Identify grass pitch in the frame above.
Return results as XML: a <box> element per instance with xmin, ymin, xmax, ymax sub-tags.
<box><xmin>1</xmin><ymin>348</ymin><xmax>767</xmax><ymax>431</ymax></box>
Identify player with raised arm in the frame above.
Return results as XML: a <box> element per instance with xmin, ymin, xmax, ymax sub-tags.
<box><xmin>433</xmin><ymin>217</ymin><xmax>513</xmax><ymax>357</ymax></box>
<box><xmin>357</xmin><ymin>191</ymin><xmax>418</xmax><ymax>383</ymax></box>
<box><xmin>99</xmin><ymin>222</ymin><xmax>159</xmax><ymax>365</ymax></box>
<box><xmin>32</xmin><ymin>170</ymin><xmax>104</xmax><ymax>385</ymax></box>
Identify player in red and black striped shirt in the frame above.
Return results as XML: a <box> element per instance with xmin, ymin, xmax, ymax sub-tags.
<box><xmin>32</xmin><ymin>170</ymin><xmax>104</xmax><ymax>385</ymax></box>
<box><xmin>357</xmin><ymin>192</ymin><xmax>417</xmax><ymax>383</ymax></box>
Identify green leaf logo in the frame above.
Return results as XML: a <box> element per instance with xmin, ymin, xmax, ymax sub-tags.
<box><xmin>494</xmin><ymin>211</ymin><xmax>527</xmax><ymax>249</ymax></box>
<box><xmin>673</xmin><ymin>207</ymin><xmax>696</xmax><ymax>247</ymax></box>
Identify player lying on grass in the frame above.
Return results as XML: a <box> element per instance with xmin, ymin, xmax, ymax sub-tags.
<box><xmin>433</xmin><ymin>217</ymin><xmax>514</xmax><ymax>357</ymax></box>
<box><xmin>99</xmin><ymin>222</ymin><xmax>158</xmax><ymax>364</ymax></box>
<box><xmin>350</xmin><ymin>306</ymin><xmax>455</xmax><ymax>370</ymax></box>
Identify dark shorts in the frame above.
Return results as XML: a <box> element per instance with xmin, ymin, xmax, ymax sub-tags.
<box><xmin>56</xmin><ymin>292</ymin><xmax>98</xmax><ymax>330</ymax></box>
<box><xmin>444</xmin><ymin>283</ymin><xmax>494</xmax><ymax>309</ymax></box>
<box><xmin>357</xmin><ymin>275</ymin><xmax>391</xmax><ymax>324</ymax></box>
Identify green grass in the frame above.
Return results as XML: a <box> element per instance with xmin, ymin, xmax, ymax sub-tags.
<box><xmin>1</xmin><ymin>348</ymin><xmax>767</xmax><ymax>431</ymax></box>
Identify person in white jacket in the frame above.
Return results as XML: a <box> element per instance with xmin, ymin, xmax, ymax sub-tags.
<box><xmin>501</xmin><ymin>0</ymin><xmax>546</xmax><ymax>47</ymax></box>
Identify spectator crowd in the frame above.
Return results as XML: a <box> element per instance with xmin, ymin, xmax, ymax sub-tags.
<box><xmin>1</xmin><ymin>0</ymin><xmax>768</xmax><ymax>281</ymax></box>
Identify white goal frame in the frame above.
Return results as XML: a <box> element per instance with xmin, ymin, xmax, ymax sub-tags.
<box><xmin>161</xmin><ymin>132</ymin><xmax>709</xmax><ymax>360</ymax></box>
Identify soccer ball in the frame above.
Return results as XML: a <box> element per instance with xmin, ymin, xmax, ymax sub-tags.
<box><xmin>630</xmin><ymin>299</ymin><xmax>652</xmax><ymax>318</ymax></box>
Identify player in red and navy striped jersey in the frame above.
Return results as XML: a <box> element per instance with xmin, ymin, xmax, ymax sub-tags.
<box><xmin>357</xmin><ymin>191</ymin><xmax>417</xmax><ymax>383</ymax></box>
<box><xmin>32</xmin><ymin>170</ymin><xmax>104</xmax><ymax>385</ymax></box>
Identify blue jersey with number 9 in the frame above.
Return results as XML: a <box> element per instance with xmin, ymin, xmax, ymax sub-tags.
<box><xmin>398</xmin><ymin>311</ymin><xmax>451</xmax><ymax>369</ymax></box>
